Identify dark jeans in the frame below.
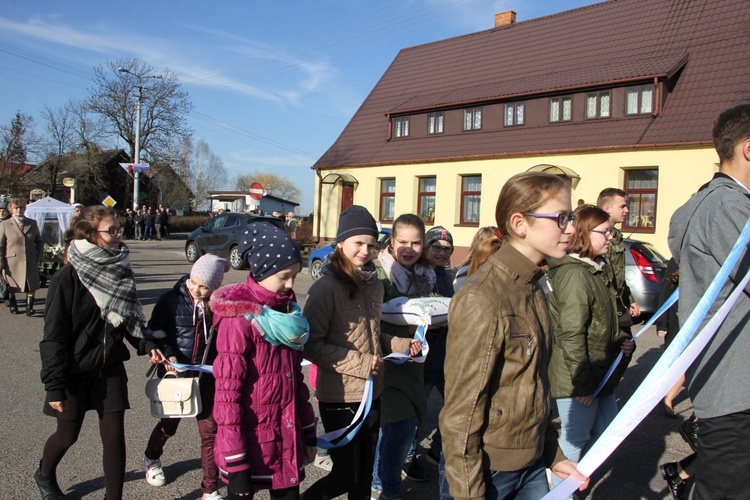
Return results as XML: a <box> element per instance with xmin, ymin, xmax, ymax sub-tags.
<box><xmin>694</xmin><ymin>408</ymin><xmax>750</xmax><ymax>499</ymax></box>
<box><xmin>373</xmin><ymin>416</ymin><xmax>418</xmax><ymax>498</ymax></box>
<box><xmin>145</xmin><ymin>414</ymin><xmax>219</xmax><ymax>494</ymax></box>
<box><xmin>302</xmin><ymin>399</ymin><xmax>381</xmax><ymax>500</ymax></box>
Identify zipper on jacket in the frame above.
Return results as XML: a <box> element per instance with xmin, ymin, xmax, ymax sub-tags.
<box><xmin>101</xmin><ymin>323</ymin><xmax>108</xmax><ymax>375</ymax></box>
<box><xmin>511</xmin><ymin>333</ymin><xmax>532</xmax><ymax>356</ymax></box>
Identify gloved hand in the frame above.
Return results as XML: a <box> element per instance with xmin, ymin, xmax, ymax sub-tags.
<box><xmin>228</xmin><ymin>470</ymin><xmax>253</xmax><ymax>498</ymax></box>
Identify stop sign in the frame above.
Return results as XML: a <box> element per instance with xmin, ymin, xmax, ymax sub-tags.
<box><xmin>248</xmin><ymin>182</ymin><xmax>264</xmax><ymax>201</ymax></box>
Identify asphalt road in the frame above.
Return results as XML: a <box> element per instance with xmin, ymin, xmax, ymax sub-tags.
<box><xmin>0</xmin><ymin>236</ymin><xmax>693</xmax><ymax>499</ymax></box>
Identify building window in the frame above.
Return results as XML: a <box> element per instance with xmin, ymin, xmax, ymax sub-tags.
<box><xmin>585</xmin><ymin>91</ymin><xmax>611</xmax><ymax>119</ymax></box>
<box><xmin>460</xmin><ymin>175</ymin><xmax>481</xmax><ymax>225</ymax></box>
<box><xmin>427</xmin><ymin>112</ymin><xmax>444</xmax><ymax>134</ymax></box>
<box><xmin>504</xmin><ymin>102</ymin><xmax>525</xmax><ymax>126</ymax></box>
<box><xmin>393</xmin><ymin>116</ymin><xmax>409</xmax><ymax>138</ymax></box>
<box><xmin>623</xmin><ymin>169</ymin><xmax>658</xmax><ymax>232</ymax></box>
<box><xmin>463</xmin><ymin>107</ymin><xmax>482</xmax><ymax>131</ymax></box>
<box><xmin>626</xmin><ymin>86</ymin><xmax>654</xmax><ymax>115</ymax></box>
<box><xmin>549</xmin><ymin>96</ymin><xmax>572</xmax><ymax>122</ymax></box>
<box><xmin>379</xmin><ymin>179</ymin><xmax>396</xmax><ymax>222</ymax></box>
<box><xmin>417</xmin><ymin>177</ymin><xmax>436</xmax><ymax>224</ymax></box>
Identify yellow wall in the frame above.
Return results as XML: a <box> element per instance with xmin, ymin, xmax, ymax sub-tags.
<box><xmin>313</xmin><ymin>145</ymin><xmax>718</xmax><ymax>256</ymax></box>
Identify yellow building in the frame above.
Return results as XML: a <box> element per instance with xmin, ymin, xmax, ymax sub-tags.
<box><xmin>311</xmin><ymin>0</ymin><xmax>749</xmax><ymax>260</ymax></box>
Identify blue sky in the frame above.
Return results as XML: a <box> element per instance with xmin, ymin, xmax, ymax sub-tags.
<box><xmin>0</xmin><ymin>0</ymin><xmax>598</xmax><ymax>213</ymax></box>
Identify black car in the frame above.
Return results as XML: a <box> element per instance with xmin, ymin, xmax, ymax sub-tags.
<box><xmin>185</xmin><ymin>213</ymin><xmax>286</xmax><ymax>270</ymax></box>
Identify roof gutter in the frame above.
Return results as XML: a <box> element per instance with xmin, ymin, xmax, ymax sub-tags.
<box><xmin>312</xmin><ymin>140</ymin><xmax>711</xmax><ymax>170</ymax></box>
<box><xmin>386</xmin><ymin>73</ymin><xmax>669</xmax><ymax>116</ymax></box>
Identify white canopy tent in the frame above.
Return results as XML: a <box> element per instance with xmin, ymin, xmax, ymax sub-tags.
<box><xmin>24</xmin><ymin>197</ymin><xmax>77</xmax><ymax>245</ymax></box>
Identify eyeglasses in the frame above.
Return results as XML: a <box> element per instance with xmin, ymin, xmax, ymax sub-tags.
<box><xmin>523</xmin><ymin>212</ymin><xmax>576</xmax><ymax>229</ymax></box>
<box><xmin>429</xmin><ymin>245</ymin><xmax>454</xmax><ymax>254</ymax></box>
<box><xmin>98</xmin><ymin>227</ymin><xmax>125</xmax><ymax>237</ymax></box>
<box><xmin>590</xmin><ymin>228</ymin><xmax>613</xmax><ymax>237</ymax></box>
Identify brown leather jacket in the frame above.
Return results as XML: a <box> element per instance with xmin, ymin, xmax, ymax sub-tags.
<box><xmin>440</xmin><ymin>244</ymin><xmax>565</xmax><ymax>499</ymax></box>
<box><xmin>303</xmin><ymin>265</ymin><xmax>411</xmax><ymax>403</ymax></box>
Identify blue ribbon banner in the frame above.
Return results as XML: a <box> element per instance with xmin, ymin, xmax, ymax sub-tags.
<box><xmin>167</xmin><ymin>361</ymin><xmax>213</xmax><ymax>374</ymax></box>
<box><xmin>592</xmin><ymin>289</ymin><xmax>679</xmax><ymax>397</ymax></box>
<box><xmin>545</xmin><ymin>215</ymin><xmax>750</xmax><ymax>499</ymax></box>
<box><xmin>315</xmin><ymin>315</ymin><xmax>430</xmax><ymax>449</ymax></box>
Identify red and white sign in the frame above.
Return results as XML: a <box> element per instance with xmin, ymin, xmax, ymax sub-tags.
<box><xmin>248</xmin><ymin>182</ymin><xmax>265</xmax><ymax>201</ymax></box>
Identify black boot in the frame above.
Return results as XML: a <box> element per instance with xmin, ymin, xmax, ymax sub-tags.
<box><xmin>660</xmin><ymin>462</ymin><xmax>687</xmax><ymax>500</ymax></box>
<box><xmin>26</xmin><ymin>296</ymin><xmax>36</xmax><ymax>316</ymax></box>
<box><xmin>679</xmin><ymin>414</ymin><xmax>699</xmax><ymax>453</ymax></box>
<box><xmin>34</xmin><ymin>460</ymin><xmax>66</xmax><ymax>499</ymax></box>
<box><xmin>8</xmin><ymin>296</ymin><xmax>19</xmax><ymax>314</ymax></box>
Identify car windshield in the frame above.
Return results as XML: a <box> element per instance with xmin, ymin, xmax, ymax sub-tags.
<box><xmin>635</xmin><ymin>242</ymin><xmax>668</xmax><ymax>265</ymax></box>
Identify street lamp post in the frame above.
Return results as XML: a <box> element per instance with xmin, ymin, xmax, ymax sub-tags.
<box><xmin>118</xmin><ymin>67</ymin><xmax>162</xmax><ymax>210</ymax></box>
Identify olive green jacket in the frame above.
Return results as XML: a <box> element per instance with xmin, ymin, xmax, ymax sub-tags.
<box><xmin>547</xmin><ymin>254</ymin><xmax>626</xmax><ymax>398</ymax></box>
<box><xmin>603</xmin><ymin>227</ymin><xmax>635</xmax><ymax>307</ymax></box>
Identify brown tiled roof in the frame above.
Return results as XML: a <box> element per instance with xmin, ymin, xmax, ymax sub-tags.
<box><xmin>314</xmin><ymin>0</ymin><xmax>750</xmax><ymax>169</ymax></box>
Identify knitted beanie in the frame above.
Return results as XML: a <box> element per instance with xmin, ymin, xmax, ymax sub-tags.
<box><xmin>336</xmin><ymin>205</ymin><xmax>378</xmax><ymax>243</ymax></box>
<box><xmin>240</xmin><ymin>221</ymin><xmax>302</xmax><ymax>282</ymax></box>
<box><xmin>425</xmin><ymin>226</ymin><xmax>453</xmax><ymax>247</ymax></box>
<box><xmin>191</xmin><ymin>254</ymin><xmax>230</xmax><ymax>291</ymax></box>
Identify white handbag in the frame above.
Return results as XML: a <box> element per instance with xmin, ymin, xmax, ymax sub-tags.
<box><xmin>145</xmin><ymin>372</ymin><xmax>202</xmax><ymax>419</ymax></box>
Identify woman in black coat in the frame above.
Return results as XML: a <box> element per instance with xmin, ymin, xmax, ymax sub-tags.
<box><xmin>36</xmin><ymin>206</ymin><xmax>154</xmax><ymax>500</ymax></box>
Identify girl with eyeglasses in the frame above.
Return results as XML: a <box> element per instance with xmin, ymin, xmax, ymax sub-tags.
<box><xmin>441</xmin><ymin>172</ymin><xmax>588</xmax><ymax>499</ymax></box>
<box><xmin>546</xmin><ymin>205</ymin><xmax>635</xmax><ymax>489</ymax></box>
<box><xmin>37</xmin><ymin>206</ymin><xmax>154</xmax><ymax>500</ymax></box>
<box><xmin>0</xmin><ymin>198</ymin><xmax>44</xmax><ymax>315</ymax></box>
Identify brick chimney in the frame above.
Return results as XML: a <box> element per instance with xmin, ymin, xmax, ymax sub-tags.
<box><xmin>494</xmin><ymin>10</ymin><xmax>517</xmax><ymax>27</ymax></box>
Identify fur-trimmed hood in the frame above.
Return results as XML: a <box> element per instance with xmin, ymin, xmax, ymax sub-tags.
<box><xmin>210</xmin><ymin>273</ymin><xmax>296</xmax><ymax>318</ymax></box>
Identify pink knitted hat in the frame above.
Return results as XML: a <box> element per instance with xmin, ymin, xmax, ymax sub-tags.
<box><xmin>191</xmin><ymin>254</ymin><xmax>230</xmax><ymax>291</ymax></box>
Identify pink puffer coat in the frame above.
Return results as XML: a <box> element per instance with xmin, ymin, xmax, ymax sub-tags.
<box><xmin>210</xmin><ymin>274</ymin><xmax>316</xmax><ymax>491</ymax></box>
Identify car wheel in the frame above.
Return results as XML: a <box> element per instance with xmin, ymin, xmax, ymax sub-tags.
<box><xmin>230</xmin><ymin>245</ymin><xmax>245</xmax><ymax>270</ymax></box>
<box><xmin>185</xmin><ymin>241</ymin><xmax>199</xmax><ymax>263</ymax></box>
<box><xmin>310</xmin><ymin>259</ymin><xmax>324</xmax><ymax>280</ymax></box>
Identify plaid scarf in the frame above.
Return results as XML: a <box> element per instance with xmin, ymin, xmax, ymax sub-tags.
<box><xmin>67</xmin><ymin>239</ymin><xmax>145</xmax><ymax>338</ymax></box>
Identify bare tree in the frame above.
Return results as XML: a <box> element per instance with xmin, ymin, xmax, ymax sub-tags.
<box><xmin>67</xmin><ymin>98</ymin><xmax>109</xmax><ymax>153</ymax></box>
<box><xmin>235</xmin><ymin>170</ymin><xmax>301</xmax><ymax>202</ymax></box>
<box><xmin>161</xmin><ymin>137</ymin><xmax>225</xmax><ymax>211</ymax></box>
<box><xmin>87</xmin><ymin>58</ymin><xmax>193</xmax><ymax>163</ymax></box>
<box><xmin>0</xmin><ymin>111</ymin><xmax>41</xmax><ymax>197</ymax></box>
<box><xmin>40</xmin><ymin>103</ymin><xmax>77</xmax><ymax>198</ymax></box>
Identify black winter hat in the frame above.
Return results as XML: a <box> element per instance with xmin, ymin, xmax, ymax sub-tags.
<box><xmin>336</xmin><ymin>205</ymin><xmax>379</xmax><ymax>243</ymax></box>
<box><xmin>425</xmin><ymin>226</ymin><xmax>453</xmax><ymax>247</ymax></box>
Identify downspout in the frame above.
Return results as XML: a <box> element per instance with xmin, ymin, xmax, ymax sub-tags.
<box><xmin>314</xmin><ymin>169</ymin><xmax>323</xmax><ymax>245</ymax></box>
<box><xmin>652</xmin><ymin>76</ymin><xmax>661</xmax><ymax>117</ymax></box>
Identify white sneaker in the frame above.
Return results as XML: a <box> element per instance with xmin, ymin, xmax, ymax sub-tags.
<box><xmin>202</xmin><ymin>491</ymin><xmax>225</xmax><ymax>500</ymax></box>
<box><xmin>142</xmin><ymin>455</ymin><xmax>166</xmax><ymax>487</ymax></box>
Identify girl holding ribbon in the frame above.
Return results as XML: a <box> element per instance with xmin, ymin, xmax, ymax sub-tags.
<box><xmin>211</xmin><ymin>222</ymin><xmax>316</xmax><ymax>500</ymax></box>
<box><xmin>371</xmin><ymin>213</ymin><xmax>435</xmax><ymax>499</ymax></box>
<box><xmin>302</xmin><ymin>205</ymin><xmax>418</xmax><ymax>499</ymax></box>
<box><xmin>546</xmin><ymin>205</ymin><xmax>634</xmax><ymax>485</ymax></box>
<box><xmin>441</xmin><ymin>172</ymin><xmax>589</xmax><ymax>499</ymax></box>
<box><xmin>141</xmin><ymin>253</ymin><xmax>231</xmax><ymax>499</ymax></box>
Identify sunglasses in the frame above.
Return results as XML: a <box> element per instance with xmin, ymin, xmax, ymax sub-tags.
<box><xmin>523</xmin><ymin>212</ymin><xmax>576</xmax><ymax>229</ymax></box>
<box><xmin>98</xmin><ymin>227</ymin><xmax>125</xmax><ymax>237</ymax></box>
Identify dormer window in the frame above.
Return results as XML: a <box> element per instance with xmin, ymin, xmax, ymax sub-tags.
<box><xmin>586</xmin><ymin>91</ymin><xmax>611</xmax><ymax>119</ymax></box>
<box><xmin>626</xmin><ymin>86</ymin><xmax>654</xmax><ymax>115</ymax></box>
<box><xmin>393</xmin><ymin>116</ymin><xmax>409</xmax><ymax>138</ymax></box>
<box><xmin>549</xmin><ymin>97</ymin><xmax>572</xmax><ymax>123</ymax></box>
<box><xmin>463</xmin><ymin>107</ymin><xmax>482</xmax><ymax>131</ymax></box>
<box><xmin>504</xmin><ymin>102</ymin><xmax>525</xmax><ymax>126</ymax></box>
<box><xmin>427</xmin><ymin>112</ymin><xmax>444</xmax><ymax>134</ymax></box>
